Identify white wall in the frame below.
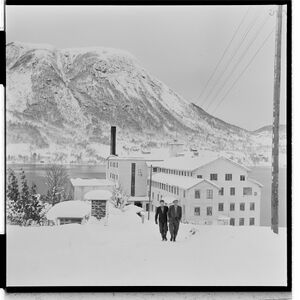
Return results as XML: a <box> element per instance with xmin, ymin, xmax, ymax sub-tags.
<box><xmin>151</xmin><ymin>158</ymin><xmax>261</xmax><ymax>226</ymax></box>
<box><xmin>106</xmin><ymin>158</ymin><xmax>149</xmax><ymax>197</ymax></box>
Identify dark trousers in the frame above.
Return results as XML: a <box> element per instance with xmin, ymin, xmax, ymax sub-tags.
<box><xmin>159</xmin><ymin>221</ymin><xmax>168</xmax><ymax>238</ymax></box>
<box><xmin>169</xmin><ymin>221</ymin><xmax>180</xmax><ymax>240</ymax></box>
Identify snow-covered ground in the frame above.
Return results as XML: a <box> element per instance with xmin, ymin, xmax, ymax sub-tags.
<box><xmin>7</xmin><ymin>204</ymin><xmax>287</xmax><ymax>287</ymax></box>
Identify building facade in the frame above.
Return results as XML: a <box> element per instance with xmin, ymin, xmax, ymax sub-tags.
<box><xmin>106</xmin><ymin>155</ymin><xmax>162</xmax><ymax>210</ymax></box>
<box><xmin>149</xmin><ymin>156</ymin><xmax>262</xmax><ymax>226</ymax></box>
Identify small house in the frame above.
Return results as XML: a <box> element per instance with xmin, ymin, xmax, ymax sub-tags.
<box><xmin>46</xmin><ymin>200</ymin><xmax>91</xmax><ymax>225</ymax></box>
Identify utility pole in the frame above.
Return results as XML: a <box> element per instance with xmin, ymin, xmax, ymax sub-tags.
<box><xmin>148</xmin><ymin>165</ymin><xmax>153</xmax><ymax>220</ymax></box>
<box><xmin>271</xmin><ymin>5</ymin><xmax>283</xmax><ymax>234</ymax></box>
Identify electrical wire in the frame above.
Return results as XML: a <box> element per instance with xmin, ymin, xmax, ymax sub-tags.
<box><xmin>210</xmin><ymin>27</ymin><xmax>275</xmax><ymax>115</ymax></box>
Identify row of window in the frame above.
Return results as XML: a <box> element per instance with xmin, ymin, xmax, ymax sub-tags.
<box><xmin>209</xmin><ymin>173</ymin><xmax>246</xmax><ymax>181</ymax></box>
<box><xmin>194</xmin><ymin>202</ymin><xmax>255</xmax><ymax>216</ymax></box>
<box><xmin>108</xmin><ymin>161</ymin><xmax>119</xmax><ymax>168</ymax></box>
<box><xmin>151</xmin><ymin>180</ymin><xmax>180</xmax><ymax>195</ymax></box>
<box><xmin>109</xmin><ymin>173</ymin><xmax>118</xmax><ymax>180</ymax></box>
<box><xmin>194</xmin><ymin>187</ymin><xmax>255</xmax><ymax>199</ymax></box>
<box><xmin>230</xmin><ymin>217</ymin><xmax>255</xmax><ymax>226</ymax></box>
<box><xmin>195</xmin><ymin>189</ymin><xmax>213</xmax><ymax>199</ymax></box>
<box><xmin>158</xmin><ymin>168</ymin><xmax>193</xmax><ymax>176</ymax></box>
<box><xmin>218</xmin><ymin>187</ymin><xmax>256</xmax><ymax>196</ymax></box>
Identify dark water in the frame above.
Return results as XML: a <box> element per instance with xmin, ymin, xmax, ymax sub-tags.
<box><xmin>7</xmin><ymin>164</ymin><xmax>287</xmax><ymax>227</ymax></box>
<box><xmin>6</xmin><ymin>164</ymin><xmax>106</xmax><ymax>196</ymax></box>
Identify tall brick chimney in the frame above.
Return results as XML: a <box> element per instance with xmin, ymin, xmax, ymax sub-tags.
<box><xmin>110</xmin><ymin>126</ymin><xmax>116</xmax><ymax>156</ymax></box>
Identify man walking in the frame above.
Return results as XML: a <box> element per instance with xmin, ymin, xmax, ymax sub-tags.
<box><xmin>168</xmin><ymin>199</ymin><xmax>182</xmax><ymax>242</ymax></box>
<box><xmin>155</xmin><ymin>200</ymin><xmax>168</xmax><ymax>241</ymax></box>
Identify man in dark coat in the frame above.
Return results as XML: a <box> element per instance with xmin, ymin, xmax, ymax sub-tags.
<box><xmin>155</xmin><ymin>200</ymin><xmax>169</xmax><ymax>241</ymax></box>
<box><xmin>168</xmin><ymin>199</ymin><xmax>182</xmax><ymax>242</ymax></box>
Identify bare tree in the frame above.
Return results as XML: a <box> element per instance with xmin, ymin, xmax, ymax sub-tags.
<box><xmin>45</xmin><ymin>164</ymin><xmax>71</xmax><ymax>206</ymax></box>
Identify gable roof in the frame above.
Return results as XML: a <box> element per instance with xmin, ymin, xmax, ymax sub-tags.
<box><xmin>148</xmin><ymin>156</ymin><xmax>250</xmax><ymax>172</ymax></box>
<box><xmin>151</xmin><ymin>173</ymin><xmax>220</xmax><ymax>190</ymax></box>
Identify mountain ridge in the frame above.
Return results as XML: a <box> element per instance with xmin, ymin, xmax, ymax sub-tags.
<box><xmin>6</xmin><ymin>42</ymin><xmax>286</xmax><ymax>164</ymax></box>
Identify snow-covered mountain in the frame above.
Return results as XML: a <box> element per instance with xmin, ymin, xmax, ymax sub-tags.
<box><xmin>6</xmin><ymin>42</ymin><xmax>285</xmax><ymax>164</ymax></box>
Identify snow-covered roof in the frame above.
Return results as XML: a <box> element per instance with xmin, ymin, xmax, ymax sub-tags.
<box><xmin>46</xmin><ymin>200</ymin><xmax>90</xmax><ymax>220</ymax></box>
<box><xmin>107</xmin><ymin>155</ymin><xmax>162</xmax><ymax>162</ymax></box>
<box><xmin>148</xmin><ymin>156</ymin><xmax>218</xmax><ymax>171</ymax></box>
<box><xmin>151</xmin><ymin>173</ymin><xmax>219</xmax><ymax>190</ymax></box>
<box><xmin>70</xmin><ymin>178</ymin><xmax>115</xmax><ymax>187</ymax></box>
<box><xmin>148</xmin><ymin>156</ymin><xmax>250</xmax><ymax>172</ymax></box>
<box><xmin>84</xmin><ymin>190</ymin><xmax>112</xmax><ymax>200</ymax></box>
<box><xmin>248</xmin><ymin>178</ymin><xmax>264</xmax><ymax>187</ymax></box>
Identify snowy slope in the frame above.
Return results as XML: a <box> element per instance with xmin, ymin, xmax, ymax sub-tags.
<box><xmin>7</xmin><ymin>206</ymin><xmax>287</xmax><ymax>287</ymax></box>
<box><xmin>6</xmin><ymin>42</ymin><xmax>285</xmax><ymax>164</ymax></box>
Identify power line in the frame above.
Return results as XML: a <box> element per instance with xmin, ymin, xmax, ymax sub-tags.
<box><xmin>201</xmin><ymin>10</ymin><xmax>262</xmax><ymax>108</ymax></box>
<box><xmin>206</xmin><ymin>13</ymin><xmax>271</xmax><ymax>112</ymax></box>
<box><xmin>195</xmin><ymin>6</ymin><xmax>250</xmax><ymax>105</ymax></box>
<box><xmin>210</xmin><ymin>27</ymin><xmax>275</xmax><ymax>115</ymax></box>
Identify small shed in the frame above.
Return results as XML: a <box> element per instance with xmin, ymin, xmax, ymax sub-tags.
<box><xmin>46</xmin><ymin>200</ymin><xmax>91</xmax><ymax>225</ymax></box>
<box><xmin>84</xmin><ymin>190</ymin><xmax>112</xmax><ymax>220</ymax></box>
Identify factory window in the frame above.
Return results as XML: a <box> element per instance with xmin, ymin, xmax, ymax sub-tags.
<box><xmin>225</xmin><ymin>174</ymin><xmax>232</xmax><ymax>181</ymax></box>
<box><xmin>243</xmin><ymin>187</ymin><xmax>252</xmax><ymax>196</ymax></box>
<box><xmin>194</xmin><ymin>207</ymin><xmax>200</xmax><ymax>216</ymax></box>
<box><xmin>206</xmin><ymin>189</ymin><xmax>213</xmax><ymax>199</ymax></box>
<box><xmin>239</xmin><ymin>218</ymin><xmax>245</xmax><ymax>226</ymax></box>
<box><xmin>240</xmin><ymin>175</ymin><xmax>245</xmax><ymax>181</ymax></box>
<box><xmin>230</xmin><ymin>187</ymin><xmax>235</xmax><ymax>196</ymax></box>
<box><xmin>210</xmin><ymin>173</ymin><xmax>218</xmax><ymax>181</ymax></box>
<box><xmin>240</xmin><ymin>203</ymin><xmax>245</xmax><ymax>211</ymax></box>
<box><xmin>230</xmin><ymin>218</ymin><xmax>235</xmax><ymax>226</ymax></box>
<box><xmin>197</xmin><ymin>175</ymin><xmax>203</xmax><ymax>179</ymax></box>
<box><xmin>249</xmin><ymin>218</ymin><xmax>255</xmax><ymax>226</ymax></box>
<box><xmin>219</xmin><ymin>187</ymin><xmax>224</xmax><ymax>196</ymax></box>
<box><xmin>206</xmin><ymin>206</ymin><xmax>213</xmax><ymax>216</ymax></box>
<box><xmin>230</xmin><ymin>203</ymin><xmax>235</xmax><ymax>211</ymax></box>
<box><xmin>195</xmin><ymin>190</ymin><xmax>201</xmax><ymax>199</ymax></box>
<box><xmin>218</xmin><ymin>203</ymin><xmax>224</xmax><ymax>211</ymax></box>
<box><xmin>250</xmin><ymin>202</ymin><xmax>255</xmax><ymax>211</ymax></box>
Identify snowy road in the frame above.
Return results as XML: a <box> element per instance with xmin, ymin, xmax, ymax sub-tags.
<box><xmin>7</xmin><ymin>207</ymin><xmax>287</xmax><ymax>287</ymax></box>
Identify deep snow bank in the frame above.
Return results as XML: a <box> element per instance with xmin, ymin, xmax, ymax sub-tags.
<box><xmin>7</xmin><ymin>209</ymin><xmax>287</xmax><ymax>287</ymax></box>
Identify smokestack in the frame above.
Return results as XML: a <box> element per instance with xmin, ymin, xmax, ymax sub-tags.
<box><xmin>110</xmin><ymin>126</ymin><xmax>116</xmax><ymax>156</ymax></box>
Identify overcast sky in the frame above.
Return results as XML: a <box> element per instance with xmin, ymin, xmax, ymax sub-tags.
<box><xmin>6</xmin><ymin>5</ymin><xmax>287</xmax><ymax>131</ymax></box>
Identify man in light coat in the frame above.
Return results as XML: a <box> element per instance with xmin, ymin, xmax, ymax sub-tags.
<box><xmin>167</xmin><ymin>199</ymin><xmax>182</xmax><ymax>242</ymax></box>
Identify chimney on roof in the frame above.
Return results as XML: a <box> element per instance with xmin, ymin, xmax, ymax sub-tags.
<box><xmin>110</xmin><ymin>126</ymin><xmax>116</xmax><ymax>156</ymax></box>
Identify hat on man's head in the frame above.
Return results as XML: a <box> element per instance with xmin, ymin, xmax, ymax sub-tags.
<box><xmin>173</xmin><ymin>199</ymin><xmax>179</xmax><ymax>203</ymax></box>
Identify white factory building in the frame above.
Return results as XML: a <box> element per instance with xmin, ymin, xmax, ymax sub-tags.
<box><xmin>148</xmin><ymin>156</ymin><xmax>263</xmax><ymax>226</ymax></box>
<box><xmin>106</xmin><ymin>155</ymin><xmax>162</xmax><ymax>210</ymax></box>
<box><xmin>69</xmin><ymin>127</ymin><xmax>263</xmax><ymax>226</ymax></box>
